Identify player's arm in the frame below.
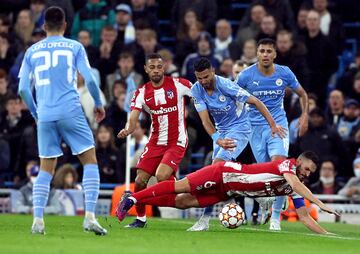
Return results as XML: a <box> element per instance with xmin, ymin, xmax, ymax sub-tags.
<box><xmin>283</xmin><ymin>173</ymin><xmax>339</xmax><ymax>216</ymax></box>
<box><xmin>76</xmin><ymin>45</ymin><xmax>105</xmax><ymax>122</ymax></box>
<box><xmin>197</xmin><ymin>110</ymin><xmax>236</xmax><ymax>150</ymax></box>
<box><xmin>296</xmin><ymin>206</ymin><xmax>328</xmax><ymax>234</ymax></box>
<box><xmin>18</xmin><ymin>53</ymin><xmax>38</xmax><ymax>120</ymax></box>
<box><xmin>117</xmin><ymin>109</ymin><xmax>141</xmax><ymax>138</ymax></box>
<box><xmin>292</xmin><ymin>86</ymin><xmax>309</xmax><ymax>137</ymax></box>
<box><xmin>246</xmin><ymin>96</ymin><xmax>287</xmax><ymax>138</ymax></box>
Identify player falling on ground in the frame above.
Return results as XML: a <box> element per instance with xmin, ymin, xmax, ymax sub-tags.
<box><xmin>117</xmin><ymin>151</ymin><xmax>339</xmax><ymax>234</ymax></box>
<box><xmin>187</xmin><ymin>57</ymin><xmax>286</xmax><ymax>231</ymax></box>
<box><xmin>18</xmin><ymin>7</ymin><xmax>107</xmax><ymax>235</ymax></box>
<box><xmin>235</xmin><ymin>38</ymin><xmax>309</xmax><ymax>231</ymax></box>
<box><xmin>117</xmin><ymin>53</ymin><xmax>192</xmax><ymax>228</ymax></box>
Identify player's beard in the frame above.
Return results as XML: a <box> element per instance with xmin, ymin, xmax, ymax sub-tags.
<box><xmin>150</xmin><ymin>74</ymin><xmax>163</xmax><ymax>84</ymax></box>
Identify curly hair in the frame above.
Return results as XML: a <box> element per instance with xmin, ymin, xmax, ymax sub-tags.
<box><xmin>53</xmin><ymin>164</ymin><xmax>78</xmax><ymax>189</ymax></box>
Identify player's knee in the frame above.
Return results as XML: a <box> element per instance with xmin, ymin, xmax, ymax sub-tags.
<box><xmin>175</xmin><ymin>195</ymin><xmax>189</xmax><ymax>209</ymax></box>
<box><xmin>135</xmin><ymin>175</ymin><xmax>148</xmax><ymax>188</ymax></box>
<box><xmin>155</xmin><ymin>172</ymin><xmax>172</xmax><ymax>182</ymax></box>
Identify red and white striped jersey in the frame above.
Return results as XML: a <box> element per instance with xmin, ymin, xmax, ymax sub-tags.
<box><xmin>130</xmin><ymin>76</ymin><xmax>192</xmax><ymax>147</ymax></box>
<box><xmin>218</xmin><ymin>159</ymin><xmax>297</xmax><ymax>197</ymax></box>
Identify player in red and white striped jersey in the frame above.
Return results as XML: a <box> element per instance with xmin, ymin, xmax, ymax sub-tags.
<box><xmin>117</xmin><ymin>151</ymin><xmax>339</xmax><ymax>234</ymax></box>
<box><xmin>117</xmin><ymin>53</ymin><xmax>192</xmax><ymax>228</ymax></box>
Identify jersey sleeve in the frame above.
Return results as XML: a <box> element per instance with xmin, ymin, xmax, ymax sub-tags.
<box><xmin>277</xmin><ymin>159</ymin><xmax>297</xmax><ymax>175</ymax></box>
<box><xmin>235</xmin><ymin>70</ymin><xmax>247</xmax><ymax>89</ymax></box>
<box><xmin>130</xmin><ymin>87</ymin><xmax>144</xmax><ymax>111</ymax></box>
<box><xmin>285</xmin><ymin>66</ymin><xmax>300</xmax><ymax>90</ymax></box>
<box><xmin>76</xmin><ymin>44</ymin><xmax>102</xmax><ymax>107</ymax></box>
<box><xmin>175</xmin><ymin>78</ymin><xmax>193</xmax><ymax>97</ymax></box>
<box><xmin>221</xmin><ymin>79</ymin><xmax>250</xmax><ymax>103</ymax></box>
<box><xmin>191</xmin><ymin>84</ymin><xmax>207</xmax><ymax>112</ymax></box>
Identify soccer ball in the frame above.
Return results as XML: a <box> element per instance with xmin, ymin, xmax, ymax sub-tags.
<box><xmin>219</xmin><ymin>203</ymin><xmax>245</xmax><ymax>229</ymax></box>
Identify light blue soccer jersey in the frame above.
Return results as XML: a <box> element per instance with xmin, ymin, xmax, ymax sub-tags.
<box><xmin>18</xmin><ymin>35</ymin><xmax>101</xmax><ymax>122</ymax></box>
<box><xmin>191</xmin><ymin>75</ymin><xmax>250</xmax><ymax>132</ymax></box>
<box><xmin>236</xmin><ymin>64</ymin><xmax>300</xmax><ymax>125</ymax></box>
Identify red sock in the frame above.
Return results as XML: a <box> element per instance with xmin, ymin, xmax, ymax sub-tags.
<box><xmin>139</xmin><ymin>194</ymin><xmax>177</xmax><ymax>207</ymax></box>
<box><xmin>133</xmin><ymin>180</ymin><xmax>175</xmax><ymax>202</ymax></box>
<box><xmin>134</xmin><ymin>183</ymin><xmax>146</xmax><ymax>217</ymax></box>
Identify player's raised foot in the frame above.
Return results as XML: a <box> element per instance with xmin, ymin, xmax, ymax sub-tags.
<box><xmin>83</xmin><ymin>218</ymin><xmax>108</xmax><ymax>236</ymax></box>
<box><xmin>125</xmin><ymin>219</ymin><xmax>147</xmax><ymax>228</ymax></box>
<box><xmin>31</xmin><ymin>218</ymin><xmax>45</xmax><ymax>235</ymax></box>
<box><xmin>187</xmin><ymin>215</ymin><xmax>210</xmax><ymax>231</ymax></box>
<box><xmin>269</xmin><ymin>219</ymin><xmax>281</xmax><ymax>231</ymax></box>
<box><xmin>116</xmin><ymin>192</ymin><xmax>134</xmax><ymax>222</ymax></box>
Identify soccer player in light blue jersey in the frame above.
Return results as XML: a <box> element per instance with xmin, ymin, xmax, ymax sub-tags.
<box><xmin>236</xmin><ymin>38</ymin><xmax>309</xmax><ymax>231</ymax></box>
<box><xmin>18</xmin><ymin>7</ymin><xmax>107</xmax><ymax>235</ymax></box>
<box><xmin>188</xmin><ymin>58</ymin><xmax>286</xmax><ymax>231</ymax></box>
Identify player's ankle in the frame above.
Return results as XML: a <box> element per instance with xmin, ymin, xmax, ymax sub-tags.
<box><xmin>137</xmin><ymin>215</ymin><xmax>146</xmax><ymax>222</ymax></box>
<box><xmin>85</xmin><ymin>212</ymin><xmax>95</xmax><ymax>221</ymax></box>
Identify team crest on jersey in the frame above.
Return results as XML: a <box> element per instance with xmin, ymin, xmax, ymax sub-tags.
<box><xmin>167</xmin><ymin>90</ymin><xmax>174</xmax><ymax>99</ymax></box>
<box><xmin>219</xmin><ymin>95</ymin><xmax>226</xmax><ymax>102</ymax></box>
<box><xmin>276</xmin><ymin>78</ymin><xmax>283</xmax><ymax>86</ymax></box>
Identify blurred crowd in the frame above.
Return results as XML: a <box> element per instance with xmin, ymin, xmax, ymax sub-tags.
<box><xmin>0</xmin><ymin>0</ymin><xmax>359</xmax><ymax>198</ymax></box>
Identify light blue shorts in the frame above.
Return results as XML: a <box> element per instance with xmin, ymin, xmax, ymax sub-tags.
<box><xmin>249</xmin><ymin>120</ymin><xmax>289</xmax><ymax>163</ymax></box>
<box><xmin>37</xmin><ymin>114</ymin><xmax>94</xmax><ymax>158</ymax></box>
<box><xmin>213</xmin><ymin>128</ymin><xmax>251</xmax><ymax>161</ymax></box>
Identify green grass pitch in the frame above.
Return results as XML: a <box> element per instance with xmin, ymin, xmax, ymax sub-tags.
<box><xmin>0</xmin><ymin>215</ymin><xmax>359</xmax><ymax>254</ymax></box>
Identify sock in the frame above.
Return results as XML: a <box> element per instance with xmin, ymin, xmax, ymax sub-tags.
<box><xmin>203</xmin><ymin>206</ymin><xmax>213</xmax><ymax>216</ymax></box>
<box><xmin>271</xmin><ymin>196</ymin><xmax>286</xmax><ymax>221</ymax></box>
<box><xmin>133</xmin><ymin>180</ymin><xmax>175</xmax><ymax>202</ymax></box>
<box><xmin>139</xmin><ymin>194</ymin><xmax>177</xmax><ymax>207</ymax></box>
<box><xmin>33</xmin><ymin>170</ymin><xmax>53</xmax><ymax>219</ymax></box>
<box><xmin>82</xmin><ymin>164</ymin><xmax>100</xmax><ymax>214</ymax></box>
<box><xmin>134</xmin><ymin>183</ymin><xmax>146</xmax><ymax>218</ymax></box>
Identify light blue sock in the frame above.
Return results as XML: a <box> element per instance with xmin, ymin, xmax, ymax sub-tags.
<box><xmin>271</xmin><ymin>196</ymin><xmax>286</xmax><ymax>221</ymax></box>
<box><xmin>33</xmin><ymin>170</ymin><xmax>53</xmax><ymax>218</ymax></box>
<box><xmin>82</xmin><ymin>164</ymin><xmax>100</xmax><ymax>213</ymax></box>
<box><xmin>204</xmin><ymin>206</ymin><xmax>214</xmax><ymax>216</ymax></box>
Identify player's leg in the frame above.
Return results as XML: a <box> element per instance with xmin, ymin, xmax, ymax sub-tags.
<box><xmin>59</xmin><ymin>115</ymin><xmax>106</xmax><ymax>235</ymax></box>
<box><xmin>126</xmin><ymin>144</ymin><xmax>161</xmax><ymax>227</ymax></box>
<box><xmin>267</xmin><ymin>121</ymin><xmax>289</xmax><ymax>231</ymax></box>
<box><xmin>32</xmin><ymin>121</ymin><xmax>62</xmax><ymax>234</ymax></box>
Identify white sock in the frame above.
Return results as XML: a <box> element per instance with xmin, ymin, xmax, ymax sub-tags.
<box><xmin>33</xmin><ymin>217</ymin><xmax>44</xmax><ymax>225</ymax></box>
<box><xmin>137</xmin><ymin>215</ymin><xmax>146</xmax><ymax>222</ymax></box>
<box><xmin>85</xmin><ymin>212</ymin><xmax>95</xmax><ymax>220</ymax></box>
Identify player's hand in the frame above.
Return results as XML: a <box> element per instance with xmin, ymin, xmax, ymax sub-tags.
<box><xmin>319</xmin><ymin>204</ymin><xmax>340</xmax><ymax>217</ymax></box>
<box><xmin>94</xmin><ymin>106</ymin><xmax>106</xmax><ymax>123</ymax></box>
<box><xmin>117</xmin><ymin>129</ymin><xmax>130</xmax><ymax>139</ymax></box>
<box><xmin>271</xmin><ymin>125</ymin><xmax>287</xmax><ymax>138</ymax></box>
<box><xmin>297</xmin><ymin>113</ymin><xmax>309</xmax><ymax>137</ymax></box>
<box><xmin>216</xmin><ymin>138</ymin><xmax>237</xmax><ymax>151</ymax></box>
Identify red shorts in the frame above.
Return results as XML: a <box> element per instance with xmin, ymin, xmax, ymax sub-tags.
<box><xmin>186</xmin><ymin>163</ymin><xmax>228</xmax><ymax>207</ymax></box>
<box><xmin>136</xmin><ymin>144</ymin><xmax>186</xmax><ymax>176</ymax></box>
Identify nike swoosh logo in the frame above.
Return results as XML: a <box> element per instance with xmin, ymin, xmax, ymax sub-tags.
<box><xmin>145</xmin><ymin>98</ymin><xmax>152</xmax><ymax>102</ymax></box>
<box><xmin>170</xmin><ymin>160</ymin><xmax>177</xmax><ymax>165</ymax></box>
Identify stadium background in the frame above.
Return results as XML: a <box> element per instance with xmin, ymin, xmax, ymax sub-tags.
<box><xmin>0</xmin><ymin>0</ymin><xmax>359</xmax><ymax>225</ymax></box>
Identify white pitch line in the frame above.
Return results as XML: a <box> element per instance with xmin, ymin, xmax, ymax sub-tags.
<box><xmin>156</xmin><ymin>219</ymin><xmax>360</xmax><ymax>241</ymax></box>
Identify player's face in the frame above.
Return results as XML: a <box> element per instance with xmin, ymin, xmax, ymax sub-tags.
<box><xmin>257</xmin><ymin>44</ymin><xmax>276</xmax><ymax>68</ymax></box>
<box><xmin>195</xmin><ymin>68</ymin><xmax>215</xmax><ymax>89</ymax></box>
<box><xmin>296</xmin><ymin>158</ymin><xmax>317</xmax><ymax>181</ymax></box>
<box><xmin>232</xmin><ymin>65</ymin><xmax>245</xmax><ymax>80</ymax></box>
<box><xmin>145</xmin><ymin>58</ymin><xmax>165</xmax><ymax>84</ymax></box>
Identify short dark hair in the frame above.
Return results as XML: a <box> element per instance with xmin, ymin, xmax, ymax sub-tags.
<box><xmin>194</xmin><ymin>57</ymin><xmax>211</xmax><ymax>72</ymax></box>
<box><xmin>118</xmin><ymin>51</ymin><xmax>134</xmax><ymax>61</ymax></box>
<box><xmin>44</xmin><ymin>6</ymin><xmax>65</xmax><ymax>31</ymax></box>
<box><xmin>300</xmin><ymin>151</ymin><xmax>320</xmax><ymax>168</ymax></box>
<box><xmin>145</xmin><ymin>53</ymin><xmax>162</xmax><ymax>63</ymax></box>
<box><xmin>257</xmin><ymin>38</ymin><xmax>276</xmax><ymax>49</ymax></box>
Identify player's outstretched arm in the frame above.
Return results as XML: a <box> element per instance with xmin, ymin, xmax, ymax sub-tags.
<box><xmin>117</xmin><ymin>109</ymin><xmax>141</xmax><ymax>138</ymax></box>
<box><xmin>296</xmin><ymin>206</ymin><xmax>329</xmax><ymax>234</ymax></box>
<box><xmin>246</xmin><ymin>96</ymin><xmax>287</xmax><ymax>138</ymax></box>
<box><xmin>18</xmin><ymin>78</ymin><xmax>38</xmax><ymax>121</ymax></box>
<box><xmin>284</xmin><ymin>173</ymin><xmax>340</xmax><ymax>216</ymax></box>
<box><xmin>293</xmin><ymin>86</ymin><xmax>309</xmax><ymax>137</ymax></box>
<box><xmin>197</xmin><ymin>110</ymin><xmax>236</xmax><ymax>150</ymax></box>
